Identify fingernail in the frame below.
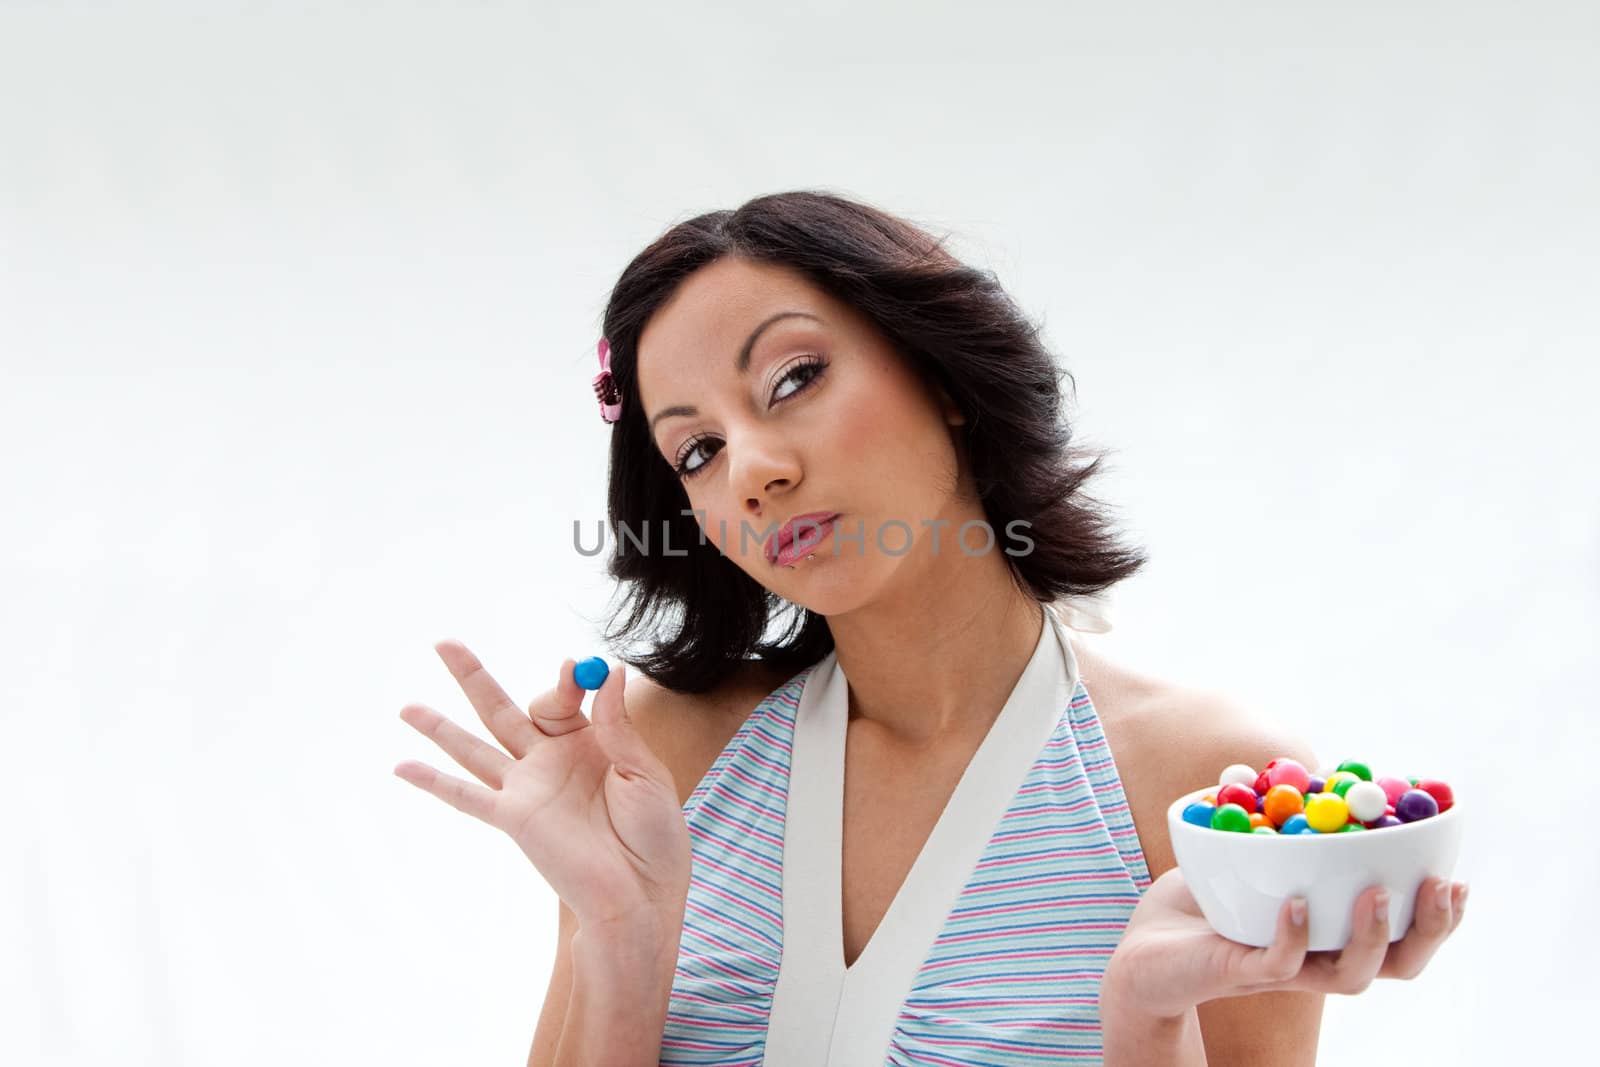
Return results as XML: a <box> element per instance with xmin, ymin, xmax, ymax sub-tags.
<box><xmin>1436</xmin><ymin>882</ymin><xmax>1451</xmax><ymax>910</ymax></box>
<box><xmin>1459</xmin><ymin>884</ymin><xmax>1469</xmax><ymax>910</ymax></box>
<box><xmin>1375</xmin><ymin>891</ymin><xmax>1390</xmax><ymax>924</ymax></box>
<box><xmin>1291</xmin><ymin>898</ymin><xmax>1307</xmax><ymax>927</ymax></box>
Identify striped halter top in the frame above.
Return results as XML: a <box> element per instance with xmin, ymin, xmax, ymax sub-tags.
<box><xmin>659</xmin><ymin>601</ymin><xmax>1152</xmax><ymax>1065</ymax></box>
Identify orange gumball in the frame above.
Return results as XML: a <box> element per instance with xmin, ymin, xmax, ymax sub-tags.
<box><xmin>1263</xmin><ymin>784</ymin><xmax>1305</xmax><ymax>827</ymax></box>
<box><xmin>1248</xmin><ymin>812</ymin><xmax>1271</xmax><ymax>830</ymax></box>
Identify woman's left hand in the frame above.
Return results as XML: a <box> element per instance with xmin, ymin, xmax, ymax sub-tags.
<box><xmin>1102</xmin><ymin>867</ymin><xmax>1469</xmax><ymax>1022</ymax></box>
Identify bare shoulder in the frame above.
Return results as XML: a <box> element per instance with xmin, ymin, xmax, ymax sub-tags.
<box><xmin>623</xmin><ymin>659</ymin><xmax>799</xmax><ymax>809</ymax></box>
<box><xmin>1073</xmin><ymin>637</ymin><xmax>1321</xmax><ymax>880</ymax></box>
<box><xmin>1072</xmin><ymin>638</ymin><xmax>1328</xmax><ymax>1062</ymax></box>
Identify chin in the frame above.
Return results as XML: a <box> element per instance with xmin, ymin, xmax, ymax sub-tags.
<box><xmin>769</xmin><ymin>552</ymin><xmax>886</xmax><ymax>616</ymax></box>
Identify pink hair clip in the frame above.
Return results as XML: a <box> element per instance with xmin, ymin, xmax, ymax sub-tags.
<box><xmin>592</xmin><ymin>336</ymin><xmax>622</xmax><ymax>423</ymax></box>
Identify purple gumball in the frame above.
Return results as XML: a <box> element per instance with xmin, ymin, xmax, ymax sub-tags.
<box><xmin>1396</xmin><ymin>789</ymin><xmax>1440</xmax><ymax>822</ymax></box>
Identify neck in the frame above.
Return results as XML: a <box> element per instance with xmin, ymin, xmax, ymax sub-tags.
<box><xmin>826</xmin><ymin>557</ymin><xmax>1049</xmax><ymax>748</ymax></box>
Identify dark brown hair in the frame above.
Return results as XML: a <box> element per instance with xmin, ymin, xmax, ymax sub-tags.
<box><xmin>591</xmin><ymin>189</ymin><xmax>1148</xmax><ymax>694</ymax></box>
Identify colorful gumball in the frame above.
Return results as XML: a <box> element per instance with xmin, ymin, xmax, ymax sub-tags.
<box><xmin>1396</xmin><ymin>789</ymin><xmax>1439</xmax><ymax>822</ymax></box>
<box><xmin>1304</xmin><ymin>793</ymin><xmax>1349</xmax><ymax>833</ymax></box>
<box><xmin>1376</xmin><ymin>776</ymin><xmax>1411</xmax><ymax>807</ymax></box>
<box><xmin>1415</xmin><ymin>778</ymin><xmax>1455</xmax><ymax>813</ymax></box>
<box><xmin>573</xmin><ymin>656</ymin><xmax>610</xmax><ymax>690</ymax></box>
<box><xmin>1216</xmin><ymin>783</ymin><xmax>1258</xmax><ymax>813</ymax></box>
<box><xmin>1266</xmin><ymin>758</ymin><xmax>1312</xmax><ymax>794</ymax></box>
<box><xmin>1184</xmin><ymin>757</ymin><xmax>1455</xmax><ymax>836</ymax></box>
<box><xmin>1336</xmin><ymin>760</ymin><xmax>1373</xmax><ymax>782</ymax></box>
<box><xmin>1344</xmin><ymin>780</ymin><xmax>1388</xmax><ymax>823</ymax></box>
<box><xmin>1211</xmin><ymin>804</ymin><xmax>1253</xmax><ymax>833</ymax></box>
<box><xmin>1263</xmin><ymin>784</ymin><xmax>1305</xmax><ymax>827</ymax></box>
<box><xmin>1323</xmin><ymin>770</ymin><xmax>1361</xmax><ymax>795</ymax></box>
<box><xmin>1218</xmin><ymin>763</ymin><xmax>1257</xmax><ymax>789</ymax></box>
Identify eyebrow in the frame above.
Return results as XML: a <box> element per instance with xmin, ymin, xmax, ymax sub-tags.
<box><xmin>648</xmin><ymin>310</ymin><xmax>823</xmax><ymax>435</ymax></box>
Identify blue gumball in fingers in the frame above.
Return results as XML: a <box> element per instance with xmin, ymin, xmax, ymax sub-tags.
<box><xmin>573</xmin><ymin>656</ymin><xmax>610</xmax><ymax>691</ymax></box>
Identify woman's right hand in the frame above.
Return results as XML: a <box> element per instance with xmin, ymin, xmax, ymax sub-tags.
<box><xmin>394</xmin><ymin>640</ymin><xmax>693</xmax><ymax>933</ymax></box>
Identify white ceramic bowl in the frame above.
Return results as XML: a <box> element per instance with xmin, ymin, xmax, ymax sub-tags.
<box><xmin>1165</xmin><ymin>784</ymin><xmax>1464</xmax><ymax>951</ymax></box>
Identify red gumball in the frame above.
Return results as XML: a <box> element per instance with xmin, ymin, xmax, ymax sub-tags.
<box><xmin>1217</xmin><ymin>783</ymin><xmax>1258</xmax><ymax>813</ymax></box>
<box><xmin>1415</xmin><ymin>778</ymin><xmax>1454</xmax><ymax>812</ymax></box>
<box><xmin>1266</xmin><ymin>758</ymin><xmax>1312</xmax><ymax>794</ymax></box>
<box><xmin>1253</xmin><ymin>771</ymin><xmax>1272</xmax><ymax>795</ymax></box>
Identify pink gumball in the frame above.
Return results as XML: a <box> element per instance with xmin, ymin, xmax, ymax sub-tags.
<box><xmin>1266</xmin><ymin>758</ymin><xmax>1312</xmax><ymax>794</ymax></box>
<box><xmin>1376</xmin><ymin>776</ymin><xmax>1410</xmax><ymax>807</ymax></box>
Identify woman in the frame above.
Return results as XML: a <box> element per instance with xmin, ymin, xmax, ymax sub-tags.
<box><xmin>394</xmin><ymin>190</ymin><xmax>1467</xmax><ymax>1066</ymax></box>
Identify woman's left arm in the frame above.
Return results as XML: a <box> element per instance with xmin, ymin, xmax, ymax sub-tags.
<box><xmin>1099</xmin><ymin>690</ymin><xmax>1467</xmax><ymax>1066</ymax></box>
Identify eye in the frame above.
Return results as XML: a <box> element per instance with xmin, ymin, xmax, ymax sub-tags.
<box><xmin>672</xmin><ymin>356</ymin><xmax>828</xmax><ymax>481</ymax></box>
<box><xmin>771</xmin><ymin>355</ymin><xmax>826</xmax><ymax>404</ymax></box>
<box><xmin>674</xmin><ymin>433</ymin><xmax>719</xmax><ymax>479</ymax></box>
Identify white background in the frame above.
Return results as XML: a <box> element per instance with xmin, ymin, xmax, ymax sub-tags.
<box><xmin>4</xmin><ymin>2</ymin><xmax>1595</xmax><ymax>1063</ymax></box>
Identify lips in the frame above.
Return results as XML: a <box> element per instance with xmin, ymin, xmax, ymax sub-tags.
<box><xmin>766</xmin><ymin>511</ymin><xmax>841</xmax><ymax>565</ymax></box>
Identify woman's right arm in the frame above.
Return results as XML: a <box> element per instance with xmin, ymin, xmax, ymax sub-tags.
<box><xmin>544</xmin><ymin>909</ymin><xmax>686</xmax><ymax>1066</ymax></box>
<box><xmin>395</xmin><ymin>645</ymin><xmax>698</xmax><ymax>1067</ymax></box>
<box><xmin>523</xmin><ymin>670</ymin><xmax>714</xmax><ymax>1066</ymax></box>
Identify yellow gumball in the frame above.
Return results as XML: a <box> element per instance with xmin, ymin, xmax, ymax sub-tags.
<box><xmin>1304</xmin><ymin>793</ymin><xmax>1349</xmax><ymax>833</ymax></box>
<box><xmin>1323</xmin><ymin>771</ymin><xmax>1360</xmax><ymax>794</ymax></box>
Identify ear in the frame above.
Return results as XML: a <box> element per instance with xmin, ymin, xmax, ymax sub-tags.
<box><xmin>936</xmin><ymin>384</ymin><xmax>966</xmax><ymax>427</ymax></box>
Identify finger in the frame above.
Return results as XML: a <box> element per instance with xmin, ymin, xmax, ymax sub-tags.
<box><xmin>399</xmin><ymin>702</ymin><xmax>512</xmax><ymax>788</ymax></box>
<box><xmin>1449</xmin><ymin>882</ymin><xmax>1469</xmax><ymax>935</ymax></box>
<box><xmin>1278</xmin><ymin>885</ymin><xmax>1392</xmax><ymax>994</ymax></box>
<box><xmin>1232</xmin><ymin>895</ymin><xmax>1310</xmax><ymax>987</ymax></box>
<box><xmin>525</xmin><ymin>658</ymin><xmax>592</xmax><ymax>738</ymax></box>
<box><xmin>393</xmin><ymin>758</ymin><xmax>500</xmax><ymax>826</ymax></box>
<box><xmin>587</xmin><ymin>664</ymin><xmax>668</xmax><ymax>785</ymax></box>
<box><xmin>434</xmin><ymin>639</ymin><xmax>541</xmax><ymax>760</ymax></box>
<box><xmin>1325</xmin><ymin>885</ymin><xmax>1393</xmax><ymax>994</ymax></box>
<box><xmin>1379</xmin><ymin>876</ymin><xmax>1458</xmax><ymax>980</ymax></box>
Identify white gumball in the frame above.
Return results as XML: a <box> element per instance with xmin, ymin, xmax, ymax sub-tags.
<box><xmin>1345</xmin><ymin>780</ymin><xmax>1388</xmax><ymax>823</ymax></box>
<box><xmin>1218</xmin><ymin>763</ymin><xmax>1258</xmax><ymax>789</ymax></box>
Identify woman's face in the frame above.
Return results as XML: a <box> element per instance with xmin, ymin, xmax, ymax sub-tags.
<box><xmin>635</xmin><ymin>256</ymin><xmax>971</xmax><ymax>614</ymax></box>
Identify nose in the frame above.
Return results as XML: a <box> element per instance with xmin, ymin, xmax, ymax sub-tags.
<box><xmin>728</xmin><ymin>427</ymin><xmax>801</xmax><ymax>516</ymax></box>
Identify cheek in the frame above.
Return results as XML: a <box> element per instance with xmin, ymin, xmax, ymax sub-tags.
<box><xmin>688</xmin><ymin>497</ymin><xmax>764</xmax><ymax>561</ymax></box>
<box><xmin>824</xmin><ymin>372</ymin><xmax>956</xmax><ymax>484</ymax></box>
<box><xmin>821</xmin><ymin>366</ymin><xmax>918</xmax><ymax>461</ymax></box>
